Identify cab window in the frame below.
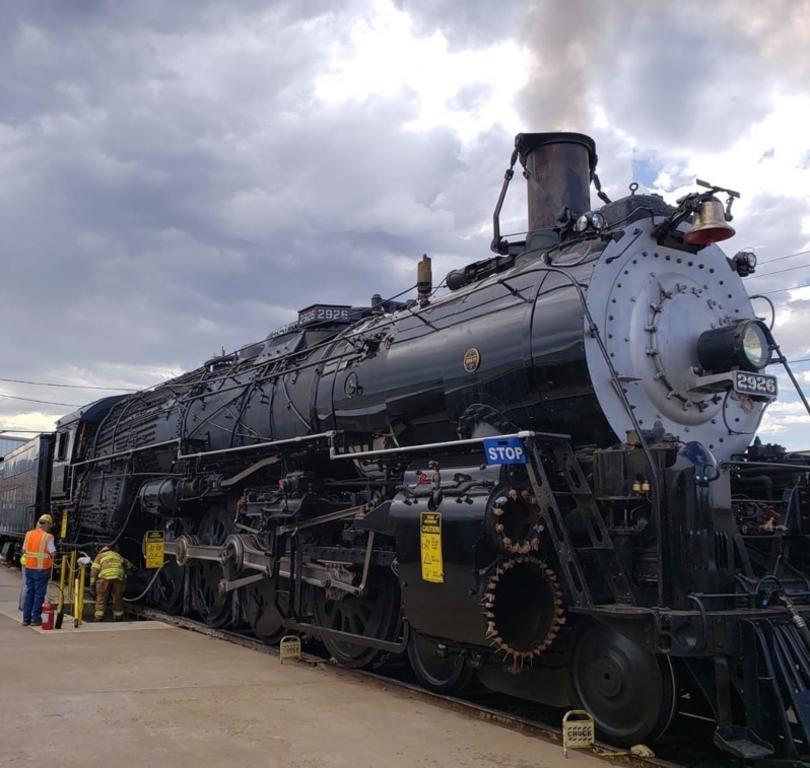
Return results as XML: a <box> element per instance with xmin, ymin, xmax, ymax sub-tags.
<box><xmin>56</xmin><ymin>431</ymin><xmax>70</xmax><ymax>462</ymax></box>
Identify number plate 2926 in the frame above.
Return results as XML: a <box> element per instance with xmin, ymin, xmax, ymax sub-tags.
<box><xmin>733</xmin><ymin>370</ymin><xmax>777</xmax><ymax>399</ymax></box>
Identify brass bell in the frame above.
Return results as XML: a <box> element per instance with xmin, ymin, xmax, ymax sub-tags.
<box><xmin>684</xmin><ymin>197</ymin><xmax>735</xmax><ymax>245</ymax></box>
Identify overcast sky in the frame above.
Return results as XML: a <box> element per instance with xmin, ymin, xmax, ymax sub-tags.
<box><xmin>1</xmin><ymin>0</ymin><xmax>809</xmax><ymax>449</ymax></box>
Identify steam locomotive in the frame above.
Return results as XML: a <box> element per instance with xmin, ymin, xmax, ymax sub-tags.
<box><xmin>4</xmin><ymin>132</ymin><xmax>810</xmax><ymax>762</ymax></box>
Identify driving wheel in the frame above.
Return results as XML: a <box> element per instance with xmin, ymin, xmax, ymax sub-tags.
<box><xmin>312</xmin><ymin>570</ymin><xmax>401</xmax><ymax>668</ymax></box>
<box><xmin>572</xmin><ymin>623</ymin><xmax>677</xmax><ymax>745</ymax></box>
<box><xmin>407</xmin><ymin>632</ymin><xmax>473</xmax><ymax>694</ymax></box>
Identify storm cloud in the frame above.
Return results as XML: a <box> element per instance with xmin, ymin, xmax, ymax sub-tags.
<box><xmin>1</xmin><ymin>1</ymin><xmax>809</xmax><ymax>447</ymax></box>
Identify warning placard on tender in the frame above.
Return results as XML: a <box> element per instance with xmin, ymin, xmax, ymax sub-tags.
<box><xmin>144</xmin><ymin>530</ymin><xmax>165</xmax><ymax>569</ymax></box>
<box><xmin>420</xmin><ymin>511</ymin><xmax>444</xmax><ymax>583</ymax></box>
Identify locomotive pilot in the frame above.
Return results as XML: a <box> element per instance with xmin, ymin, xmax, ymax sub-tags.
<box><xmin>90</xmin><ymin>546</ymin><xmax>134</xmax><ymax>621</ymax></box>
<box><xmin>20</xmin><ymin>514</ymin><xmax>57</xmax><ymax>626</ymax></box>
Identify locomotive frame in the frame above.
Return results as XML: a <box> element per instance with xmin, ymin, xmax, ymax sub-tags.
<box><xmin>8</xmin><ymin>131</ymin><xmax>810</xmax><ymax>763</ymax></box>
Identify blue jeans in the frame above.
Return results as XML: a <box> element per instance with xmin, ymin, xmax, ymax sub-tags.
<box><xmin>22</xmin><ymin>568</ymin><xmax>49</xmax><ymax>624</ymax></box>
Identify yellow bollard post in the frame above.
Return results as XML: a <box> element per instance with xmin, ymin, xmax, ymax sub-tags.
<box><xmin>74</xmin><ymin>564</ymin><xmax>87</xmax><ymax>628</ymax></box>
<box><xmin>57</xmin><ymin>555</ymin><xmax>67</xmax><ymax>614</ymax></box>
<box><xmin>68</xmin><ymin>550</ymin><xmax>77</xmax><ymax>608</ymax></box>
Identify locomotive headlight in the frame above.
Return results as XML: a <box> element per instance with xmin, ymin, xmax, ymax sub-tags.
<box><xmin>697</xmin><ymin>320</ymin><xmax>771</xmax><ymax>373</ymax></box>
<box><xmin>741</xmin><ymin>322</ymin><xmax>769</xmax><ymax>369</ymax></box>
<box><xmin>574</xmin><ymin>212</ymin><xmax>606</xmax><ymax>233</ymax></box>
<box><xmin>574</xmin><ymin>214</ymin><xmax>590</xmax><ymax>232</ymax></box>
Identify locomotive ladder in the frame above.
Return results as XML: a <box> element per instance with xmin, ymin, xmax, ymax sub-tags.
<box><xmin>524</xmin><ymin>439</ymin><xmax>635</xmax><ymax>608</ymax></box>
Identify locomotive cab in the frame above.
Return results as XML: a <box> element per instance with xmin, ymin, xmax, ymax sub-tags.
<box><xmin>50</xmin><ymin>396</ymin><xmax>127</xmax><ymax>499</ymax></box>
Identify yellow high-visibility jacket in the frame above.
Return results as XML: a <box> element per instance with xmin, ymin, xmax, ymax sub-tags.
<box><xmin>90</xmin><ymin>550</ymin><xmax>134</xmax><ymax>583</ymax></box>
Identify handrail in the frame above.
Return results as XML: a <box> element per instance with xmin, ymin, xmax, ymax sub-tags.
<box><xmin>177</xmin><ymin>431</ymin><xmax>335</xmax><ymax>460</ymax></box>
<box><xmin>769</xmin><ymin>333</ymin><xmax>810</xmax><ymax>421</ymax></box>
<box><xmin>71</xmin><ymin>439</ymin><xmax>181</xmax><ymax>467</ymax></box>
<box><xmin>57</xmin><ymin>550</ymin><xmax>77</xmax><ymax>615</ymax></box>
<box><xmin>520</xmin><ymin>264</ymin><xmax>666</xmax><ymax>607</ymax></box>
<box><xmin>68</xmin><ymin>432</ymin><xmax>336</xmax><ymax>468</ymax></box>
<box><xmin>328</xmin><ymin>430</ymin><xmax>570</xmax><ymax>461</ymax></box>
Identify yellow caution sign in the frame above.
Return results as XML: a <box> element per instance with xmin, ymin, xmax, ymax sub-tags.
<box><xmin>420</xmin><ymin>511</ymin><xmax>444</xmax><ymax>583</ymax></box>
<box><xmin>59</xmin><ymin>511</ymin><xmax>68</xmax><ymax>539</ymax></box>
<box><xmin>144</xmin><ymin>530</ymin><xmax>165</xmax><ymax>569</ymax></box>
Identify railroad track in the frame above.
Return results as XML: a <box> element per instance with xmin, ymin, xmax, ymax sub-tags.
<box><xmin>128</xmin><ymin>605</ymin><xmax>692</xmax><ymax>768</ymax></box>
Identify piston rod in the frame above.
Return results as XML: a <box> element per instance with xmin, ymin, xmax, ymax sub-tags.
<box><xmin>164</xmin><ymin>533</ymin><xmax>373</xmax><ymax>597</ymax></box>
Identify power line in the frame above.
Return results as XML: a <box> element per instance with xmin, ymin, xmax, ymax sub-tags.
<box><xmin>0</xmin><ymin>392</ymin><xmax>82</xmax><ymax>407</ymax></box>
<box><xmin>0</xmin><ymin>376</ymin><xmax>136</xmax><ymax>392</ymax></box>
<box><xmin>759</xmin><ymin>248</ymin><xmax>810</xmax><ymax>266</ymax></box>
<box><xmin>748</xmin><ymin>262</ymin><xmax>810</xmax><ymax>280</ymax></box>
<box><xmin>757</xmin><ymin>284</ymin><xmax>810</xmax><ymax>297</ymax></box>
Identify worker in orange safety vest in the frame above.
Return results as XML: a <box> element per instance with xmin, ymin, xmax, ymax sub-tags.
<box><xmin>20</xmin><ymin>514</ymin><xmax>56</xmax><ymax>626</ymax></box>
<box><xmin>90</xmin><ymin>546</ymin><xmax>134</xmax><ymax>621</ymax></box>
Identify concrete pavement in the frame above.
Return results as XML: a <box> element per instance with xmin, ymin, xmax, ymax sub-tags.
<box><xmin>0</xmin><ymin>566</ymin><xmax>603</xmax><ymax>768</ymax></box>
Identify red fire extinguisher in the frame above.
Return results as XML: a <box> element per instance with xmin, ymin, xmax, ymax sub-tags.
<box><xmin>41</xmin><ymin>600</ymin><xmax>55</xmax><ymax>631</ymax></box>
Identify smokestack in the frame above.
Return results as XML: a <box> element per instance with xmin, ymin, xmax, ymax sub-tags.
<box><xmin>515</xmin><ymin>132</ymin><xmax>597</xmax><ymax>232</ymax></box>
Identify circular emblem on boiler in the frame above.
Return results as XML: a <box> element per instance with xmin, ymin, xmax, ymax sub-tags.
<box><xmin>344</xmin><ymin>371</ymin><xmax>360</xmax><ymax>397</ymax></box>
<box><xmin>463</xmin><ymin>347</ymin><xmax>481</xmax><ymax>373</ymax></box>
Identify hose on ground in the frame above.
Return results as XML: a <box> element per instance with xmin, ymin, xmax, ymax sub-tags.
<box><xmin>123</xmin><ymin>563</ymin><xmax>166</xmax><ymax>603</ymax></box>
